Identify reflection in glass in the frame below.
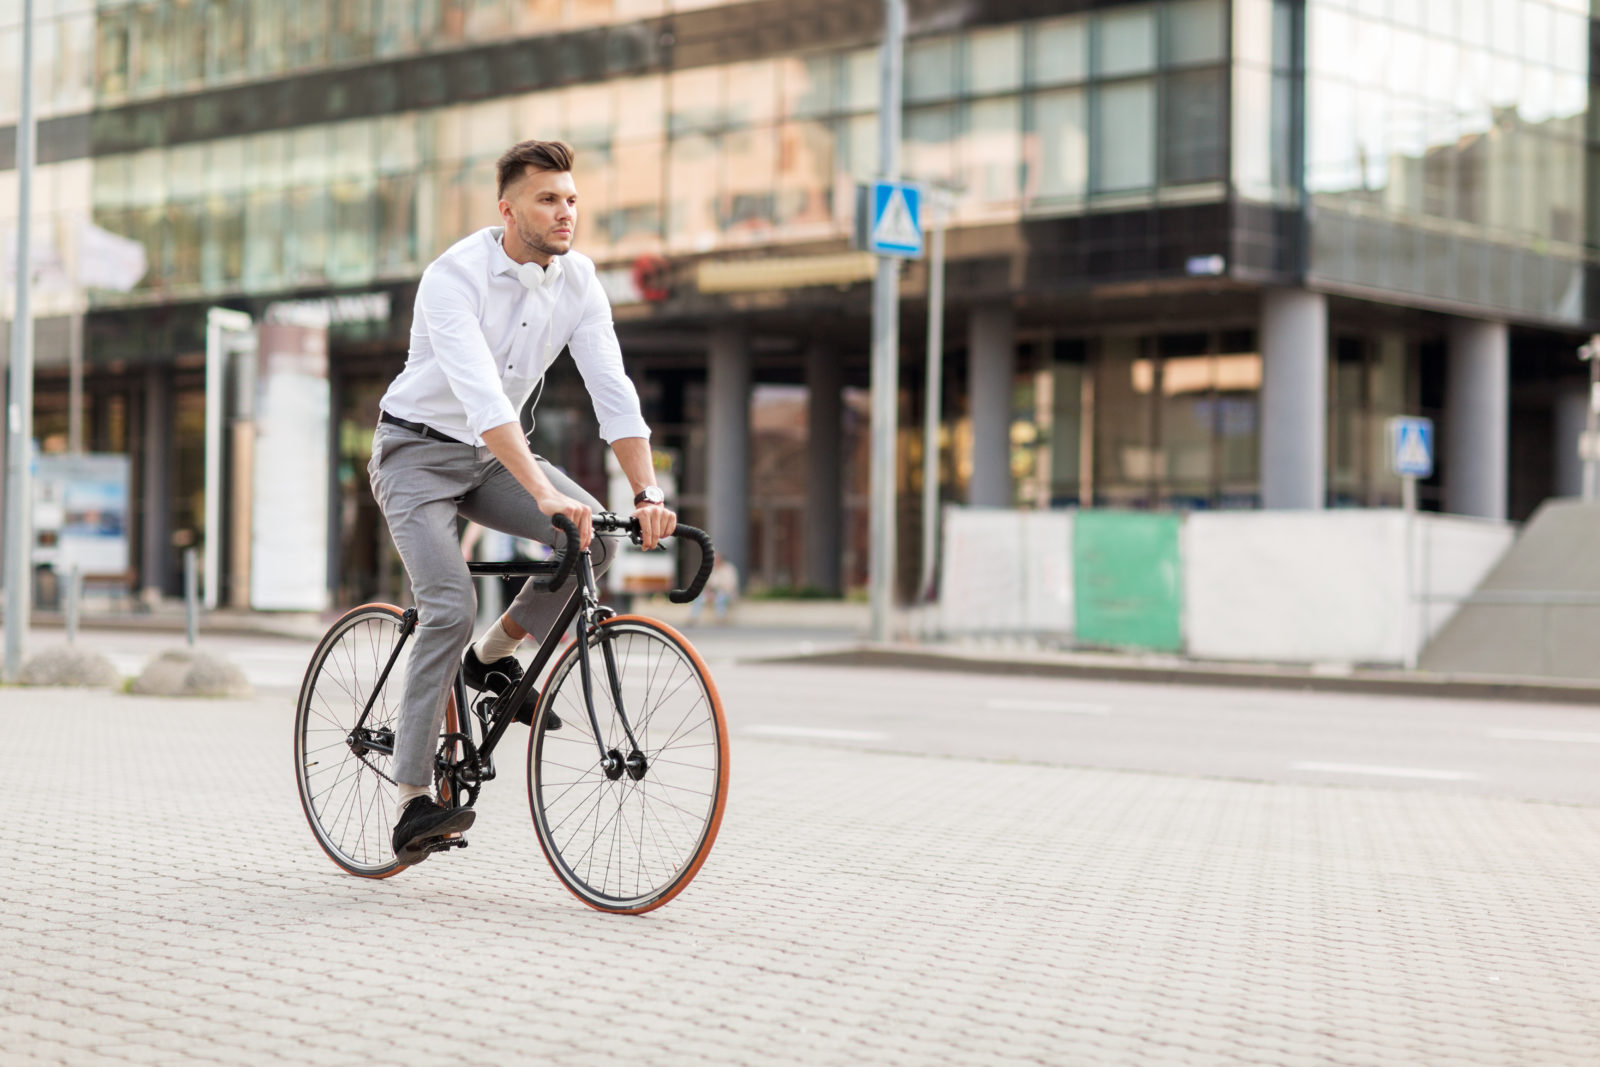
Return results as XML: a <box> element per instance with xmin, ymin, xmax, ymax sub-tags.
<box><xmin>775</xmin><ymin>120</ymin><xmax>835</xmax><ymax>234</ymax></box>
<box><xmin>965</xmin><ymin>97</ymin><xmax>1022</xmax><ymax>208</ymax></box>
<box><xmin>726</xmin><ymin>61</ymin><xmax>778</xmax><ymax>129</ymax></box>
<box><xmin>670</xmin><ymin>67</ymin><xmax>723</xmax><ymax>135</ymax></box>
<box><xmin>721</xmin><ymin>127</ymin><xmax>776</xmax><ymax>241</ymax></box>
<box><xmin>1031</xmin><ymin>88</ymin><xmax>1087</xmax><ymax>201</ymax></box>
<box><xmin>781</xmin><ymin>54</ymin><xmax>837</xmax><ymax>120</ymax></box>
<box><xmin>1093</xmin><ymin>81</ymin><xmax>1155</xmax><ymax>192</ymax></box>
<box><xmin>906</xmin><ymin>36</ymin><xmax>958</xmax><ymax>104</ymax></box>
<box><xmin>667</xmin><ymin>133</ymin><xmax>719</xmax><ymax>251</ymax></box>
<box><xmin>376</xmin><ymin>173</ymin><xmax>420</xmax><ymax>275</ymax></box>
<box><xmin>1165</xmin><ymin>0</ymin><xmax>1226</xmax><ymax>66</ymax></box>
<box><xmin>967</xmin><ymin>26</ymin><xmax>1021</xmax><ymax>96</ymax></box>
<box><xmin>613</xmin><ymin>138</ymin><xmax>665</xmax><ymax>248</ymax></box>
<box><xmin>1030</xmin><ymin>16</ymin><xmax>1086</xmax><ymax>86</ymax></box>
<box><xmin>1161</xmin><ymin>69</ymin><xmax>1226</xmax><ymax>185</ymax></box>
<box><xmin>904</xmin><ymin>106</ymin><xmax>958</xmax><ymax>188</ymax></box>
<box><xmin>1094</xmin><ymin>6</ymin><xmax>1155</xmax><ymax>78</ymax></box>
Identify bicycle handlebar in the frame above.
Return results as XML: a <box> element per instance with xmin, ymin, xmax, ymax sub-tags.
<box><xmin>544</xmin><ymin>514</ymin><xmax>581</xmax><ymax>593</ymax></box>
<box><xmin>544</xmin><ymin>513</ymin><xmax>717</xmax><ymax>604</ymax></box>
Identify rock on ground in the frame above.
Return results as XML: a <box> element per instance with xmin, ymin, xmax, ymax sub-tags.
<box><xmin>129</xmin><ymin>648</ymin><xmax>252</xmax><ymax>699</ymax></box>
<box><xmin>16</xmin><ymin>645</ymin><xmax>121</xmax><ymax>688</ymax></box>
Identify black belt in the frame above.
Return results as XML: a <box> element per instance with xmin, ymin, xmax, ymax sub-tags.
<box><xmin>380</xmin><ymin>411</ymin><xmax>462</xmax><ymax>444</ymax></box>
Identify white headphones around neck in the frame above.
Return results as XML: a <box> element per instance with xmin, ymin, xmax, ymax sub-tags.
<box><xmin>517</xmin><ymin>257</ymin><xmax>563</xmax><ymax>291</ymax></box>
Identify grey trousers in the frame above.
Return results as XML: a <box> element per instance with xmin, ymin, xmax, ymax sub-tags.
<box><xmin>368</xmin><ymin>421</ymin><xmax>612</xmax><ymax>787</ymax></box>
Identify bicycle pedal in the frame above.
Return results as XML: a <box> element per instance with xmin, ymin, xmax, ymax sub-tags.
<box><xmin>421</xmin><ymin>835</ymin><xmax>469</xmax><ymax>853</ymax></box>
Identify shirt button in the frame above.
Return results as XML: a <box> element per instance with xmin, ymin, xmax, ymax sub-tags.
<box><xmin>521</xmin><ymin>322</ymin><xmax>527</xmax><ymax>327</ymax></box>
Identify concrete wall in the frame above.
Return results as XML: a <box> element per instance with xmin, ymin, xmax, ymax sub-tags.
<box><xmin>939</xmin><ymin>508</ymin><xmax>1072</xmax><ymax>637</ymax></box>
<box><xmin>938</xmin><ymin>507</ymin><xmax>1513</xmax><ymax>666</ymax></box>
<box><xmin>1185</xmin><ymin>511</ymin><xmax>1510</xmax><ymax>664</ymax></box>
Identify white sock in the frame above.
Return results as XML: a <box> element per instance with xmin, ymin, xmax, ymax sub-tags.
<box><xmin>473</xmin><ymin>618</ymin><xmax>522</xmax><ymax>662</ymax></box>
<box><xmin>396</xmin><ymin>783</ymin><xmax>430</xmax><ymax>816</ymax></box>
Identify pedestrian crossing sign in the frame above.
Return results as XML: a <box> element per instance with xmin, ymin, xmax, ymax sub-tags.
<box><xmin>858</xmin><ymin>180</ymin><xmax>924</xmax><ymax>259</ymax></box>
<box><xmin>1387</xmin><ymin>416</ymin><xmax>1434</xmax><ymax>479</ymax></box>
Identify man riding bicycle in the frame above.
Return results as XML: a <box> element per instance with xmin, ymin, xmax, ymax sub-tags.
<box><xmin>369</xmin><ymin>139</ymin><xmax>676</xmax><ymax>864</ymax></box>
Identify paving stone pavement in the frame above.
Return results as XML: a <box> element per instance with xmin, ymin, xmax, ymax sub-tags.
<box><xmin>5</xmin><ymin>683</ymin><xmax>1600</xmax><ymax>1066</ymax></box>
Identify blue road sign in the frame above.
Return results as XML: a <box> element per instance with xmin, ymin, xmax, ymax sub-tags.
<box><xmin>866</xmin><ymin>180</ymin><xmax>923</xmax><ymax>258</ymax></box>
<box><xmin>1388</xmin><ymin>416</ymin><xmax>1434</xmax><ymax>479</ymax></box>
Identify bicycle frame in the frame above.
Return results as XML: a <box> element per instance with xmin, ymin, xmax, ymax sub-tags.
<box><xmin>346</xmin><ymin>546</ymin><xmax>642</xmax><ymax>808</ymax></box>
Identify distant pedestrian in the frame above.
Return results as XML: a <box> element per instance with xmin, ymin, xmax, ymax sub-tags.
<box><xmin>688</xmin><ymin>558</ymin><xmax>739</xmax><ymax>625</ymax></box>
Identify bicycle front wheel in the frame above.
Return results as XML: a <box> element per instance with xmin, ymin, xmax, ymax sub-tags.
<box><xmin>528</xmin><ymin>615</ymin><xmax>729</xmax><ymax>913</ymax></box>
<box><xmin>294</xmin><ymin>603</ymin><xmax>461</xmax><ymax>877</ymax></box>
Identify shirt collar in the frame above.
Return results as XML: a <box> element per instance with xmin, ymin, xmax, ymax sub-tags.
<box><xmin>486</xmin><ymin>227</ymin><xmax>521</xmax><ymax>278</ymax></box>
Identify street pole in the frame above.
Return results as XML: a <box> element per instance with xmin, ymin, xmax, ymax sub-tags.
<box><xmin>204</xmin><ymin>307</ymin><xmax>251</xmax><ymax>611</ymax></box>
<box><xmin>919</xmin><ymin>204</ymin><xmax>946</xmax><ymax>605</ymax></box>
<box><xmin>1582</xmin><ymin>335</ymin><xmax>1600</xmax><ymax>502</ymax></box>
<box><xmin>6</xmin><ymin>0</ymin><xmax>37</xmax><ymax>680</ymax></box>
<box><xmin>868</xmin><ymin>0</ymin><xmax>905</xmax><ymax>644</ymax></box>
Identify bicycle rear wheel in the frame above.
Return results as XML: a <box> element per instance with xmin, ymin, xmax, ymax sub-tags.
<box><xmin>528</xmin><ymin>615</ymin><xmax>729</xmax><ymax>913</ymax></box>
<box><xmin>294</xmin><ymin>603</ymin><xmax>461</xmax><ymax>877</ymax></box>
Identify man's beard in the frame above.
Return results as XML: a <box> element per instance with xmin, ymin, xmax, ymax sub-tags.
<box><xmin>514</xmin><ymin>215</ymin><xmax>569</xmax><ymax>258</ymax></box>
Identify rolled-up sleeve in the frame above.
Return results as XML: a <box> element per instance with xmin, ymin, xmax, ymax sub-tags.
<box><xmin>415</xmin><ymin>263</ymin><xmax>520</xmax><ymax>436</ymax></box>
<box><xmin>567</xmin><ymin>277</ymin><xmax>651</xmax><ymax>444</ymax></box>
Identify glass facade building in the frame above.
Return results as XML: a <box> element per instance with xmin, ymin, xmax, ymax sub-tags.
<box><xmin>0</xmin><ymin>0</ymin><xmax>1594</xmax><ymax>604</ymax></box>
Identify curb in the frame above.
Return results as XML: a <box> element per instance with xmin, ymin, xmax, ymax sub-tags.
<box><xmin>757</xmin><ymin>646</ymin><xmax>1600</xmax><ymax>707</ymax></box>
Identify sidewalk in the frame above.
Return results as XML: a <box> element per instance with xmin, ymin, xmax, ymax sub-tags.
<box><xmin>23</xmin><ymin>596</ymin><xmax>1600</xmax><ymax>705</ymax></box>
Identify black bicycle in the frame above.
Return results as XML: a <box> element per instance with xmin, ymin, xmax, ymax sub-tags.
<box><xmin>293</xmin><ymin>513</ymin><xmax>729</xmax><ymax>914</ymax></box>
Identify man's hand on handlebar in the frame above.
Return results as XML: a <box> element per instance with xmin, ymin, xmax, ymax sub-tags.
<box><xmin>538</xmin><ymin>493</ymin><xmax>593</xmax><ymax>550</ymax></box>
<box><xmin>634</xmin><ymin>503</ymin><xmax>677</xmax><ymax>551</ymax></box>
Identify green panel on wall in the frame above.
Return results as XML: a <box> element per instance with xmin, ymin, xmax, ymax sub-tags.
<box><xmin>1073</xmin><ymin>511</ymin><xmax>1182</xmax><ymax>652</ymax></box>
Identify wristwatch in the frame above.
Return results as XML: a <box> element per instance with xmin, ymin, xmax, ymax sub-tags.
<box><xmin>634</xmin><ymin>485</ymin><xmax>665</xmax><ymax>507</ymax></box>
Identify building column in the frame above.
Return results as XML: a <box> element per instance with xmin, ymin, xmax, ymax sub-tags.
<box><xmin>707</xmin><ymin>327</ymin><xmax>750</xmax><ymax>586</ymax></box>
<box><xmin>1259</xmin><ymin>288</ymin><xmax>1328</xmax><ymax>509</ymax></box>
<box><xmin>967</xmin><ymin>304</ymin><xmax>1015</xmax><ymax>508</ymax></box>
<box><xmin>1445</xmin><ymin>318</ymin><xmax>1509</xmax><ymax>519</ymax></box>
<box><xmin>805</xmin><ymin>341</ymin><xmax>842</xmax><ymax>594</ymax></box>
<box><xmin>1554</xmin><ymin>386</ymin><xmax>1587</xmax><ymax>499</ymax></box>
<box><xmin>141</xmin><ymin>365</ymin><xmax>171</xmax><ymax>600</ymax></box>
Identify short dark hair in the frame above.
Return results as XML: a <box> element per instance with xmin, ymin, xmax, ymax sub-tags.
<box><xmin>496</xmin><ymin>140</ymin><xmax>575</xmax><ymax>198</ymax></box>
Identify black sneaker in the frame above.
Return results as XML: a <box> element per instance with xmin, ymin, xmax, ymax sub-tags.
<box><xmin>462</xmin><ymin>646</ymin><xmax>558</xmax><ymax>730</ymax></box>
<box><xmin>463</xmin><ymin>645</ymin><xmax>523</xmax><ymax>695</ymax></box>
<box><xmin>391</xmin><ymin>797</ymin><xmax>475</xmax><ymax>866</ymax></box>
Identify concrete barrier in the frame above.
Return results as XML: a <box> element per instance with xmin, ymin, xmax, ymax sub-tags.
<box><xmin>937</xmin><ymin>506</ymin><xmax>1513</xmax><ymax>666</ymax></box>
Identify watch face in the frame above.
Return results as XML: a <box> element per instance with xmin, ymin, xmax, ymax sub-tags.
<box><xmin>638</xmin><ymin>486</ymin><xmax>664</xmax><ymax>505</ymax></box>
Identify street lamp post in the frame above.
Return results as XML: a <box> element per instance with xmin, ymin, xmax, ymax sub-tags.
<box><xmin>6</xmin><ymin>0</ymin><xmax>37</xmax><ymax>680</ymax></box>
<box><xmin>1580</xmin><ymin>335</ymin><xmax>1600</xmax><ymax>502</ymax></box>
<box><xmin>867</xmin><ymin>0</ymin><xmax>906</xmax><ymax>644</ymax></box>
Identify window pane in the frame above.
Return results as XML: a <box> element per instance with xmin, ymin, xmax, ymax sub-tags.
<box><xmin>667</xmin><ymin>133</ymin><xmax>719</xmax><ymax>251</ymax></box>
<box><xmin>842</xmin><ymin>48</ymin><xmax>878</xmax><ymax>111</ymax></box>
<box><xmin>1031</xmin><ymin>15</ymin><xmax>1086</xmax><ymax>85</ymax></box>
<box><xmin>1093</xmin><ymin>336</ymin><xmax>1153</xmax><ymax>503</ymax></box>
<box><xmin>775</xmin><ymin>120</ymin><xmax>835</xmax><ymax>233</ymax></box>
<box><xmin>780</xmin><ymin>53</ymin><xmax>837</xmax><ymax>120</ymax></box>
<box><xmin>615</xmin><ymin>75</ymin><xmax>665</xmax><ymax>142</ymax></box>
<box><xmin>330</xmin><ymin>180</ymin><xmax>376</xmax><ymax>284</ymax></box>
<box><xmin>967</xmin><ymin>26</ymin><xmax>1021</xmax><ymax>95</ymax></box>
<box><xmin>1161</xmin><ymin>68</ymin><xmax>1225</xmax><ymax>184</ymax></box>
<box><xmin>613</xmin><ymin>138</ymin><xmax>664</xmax><ymax>248</ymax></box>
<box><xmin>670</xmin><ymin>67</ymin><xmax>723</xmax><ymax>135</ymax></box>
<box><xmin>1165</xmin><ymin>0</ymin><xmax>1225</xmax><ymax>65</ymax></box>
<box><xmin>376</xmin><ymin>173</ymin><xmax>419</xmax><ymax>274</ymax></box>
<box><xmin>904</xmin><ymin>105</ymin><xmax>958</xmax><ymax>188</ymax></box>
<box><xmin>1093</xmin><ymin>80</ymin><xmax>1155</xmax><ymax>191</ymax></box>
<box><xmin>1032</xmin><ymin>87</ymin><xmax>1087</xmax><ymax>201</ymax></box>
<box><xmin>726</xmin><ymin>60</ymin><xmax>778</xmax><ymax>128</ymax></box>
<box><xmin>965</xmin><ymin>97</ymin><xmax>1021</xmax><ymax>205</ymax></box>
<box><xmin>1095</xmin><ymin>6</ymin><xmax>1155</xmax><ymax>78</ymax></box>
<box><xmin>721</xmin><ymin>128</ymin><xmax>776</xmax><ymax>240</ymax></box>
<box><xmin>906</xmin><ymin>36</ymin><xmax>958</xmax><ymax>103</ymax></box>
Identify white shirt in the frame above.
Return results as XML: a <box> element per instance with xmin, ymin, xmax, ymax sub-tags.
<box><xmin>380</xmin><ymin>226</ymin><xmax>650</xmax><ymax>447</ymax></box>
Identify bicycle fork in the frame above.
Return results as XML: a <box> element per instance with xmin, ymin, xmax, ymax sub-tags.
<box><xmin>572</xmin><ymin>552</ymin><xmax>649</xmax><ymax>782</ymax></box>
